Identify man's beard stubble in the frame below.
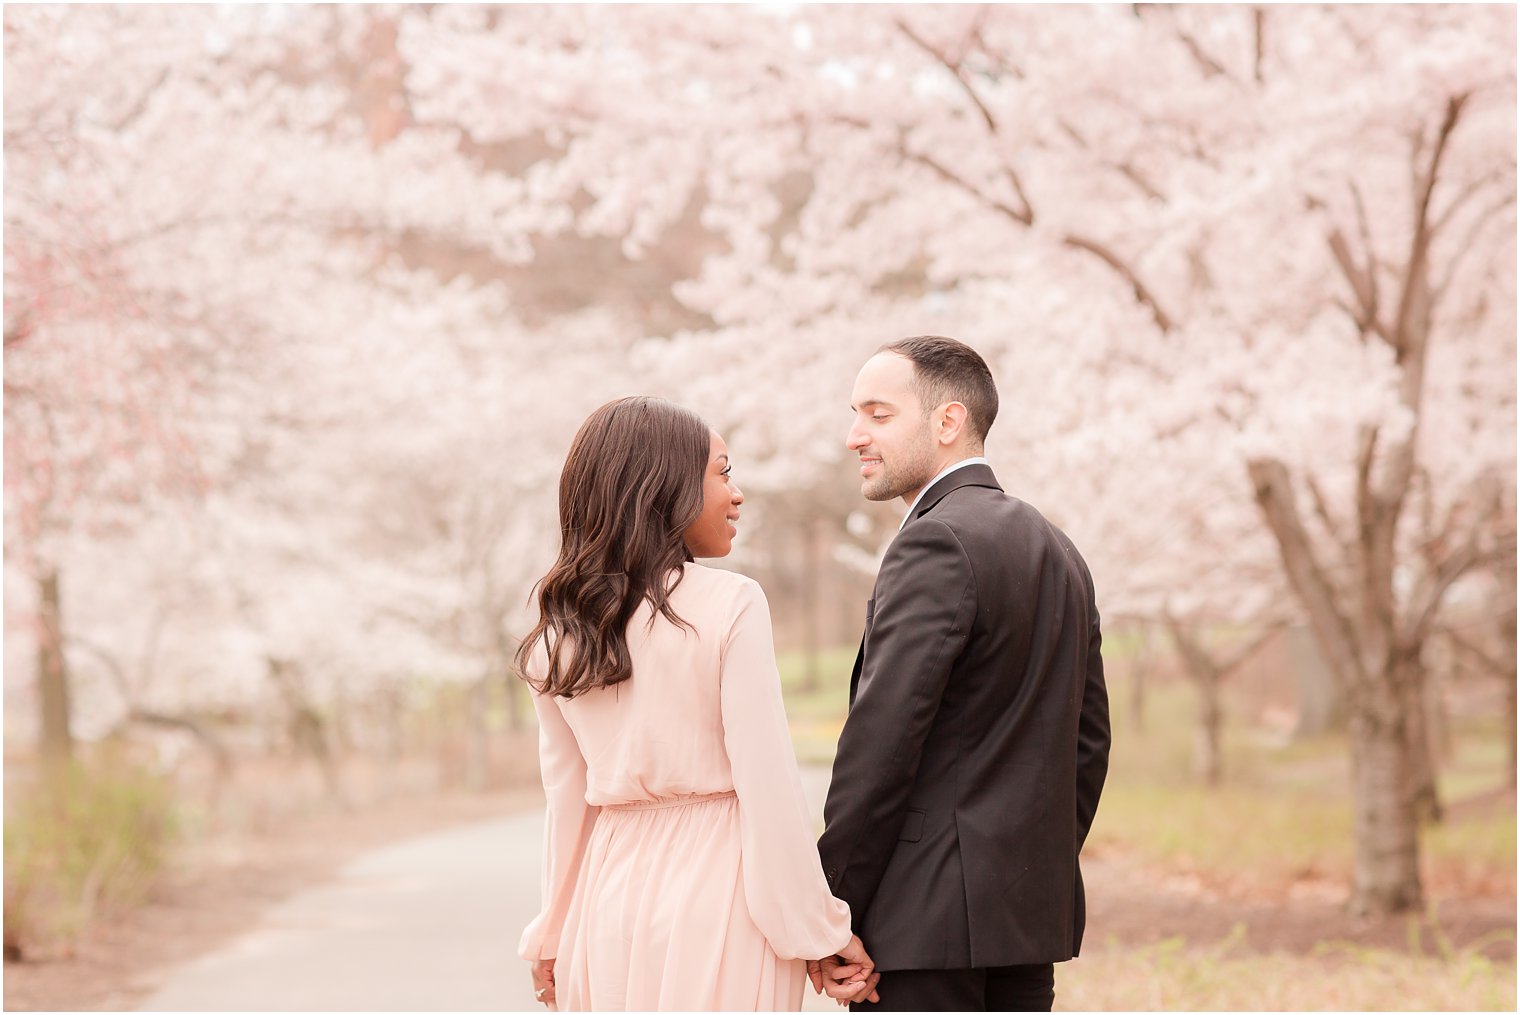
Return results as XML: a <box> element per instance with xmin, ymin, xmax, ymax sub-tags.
<box><xmin>862</xmin><ymin>426</ymin><xmax>937</xmax><ymax>503</ymax></box>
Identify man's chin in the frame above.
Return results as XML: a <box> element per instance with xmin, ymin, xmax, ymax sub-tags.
<box><xmin>860</xmin><ymin>480</ymin><xmax>898</xmax><ymax>503</ymax></box>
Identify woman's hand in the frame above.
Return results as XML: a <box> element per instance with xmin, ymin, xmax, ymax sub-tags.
<box><xmin>811</xmin><ymin>935</ymin><xmax>880</xmax><ymax>1005</ymax></box>
<box><xmin>531</xmin><ymin>957</ymin><xmax>556</xmax><ymax>1007</ymax></box>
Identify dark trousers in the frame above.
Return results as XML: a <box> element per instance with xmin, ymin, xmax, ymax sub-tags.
<box><xmin>851</xmin><ymin>963</ymin><xmax>1056</xmax><ymax>1012</ymax></box>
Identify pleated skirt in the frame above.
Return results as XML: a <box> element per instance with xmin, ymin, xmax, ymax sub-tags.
<box><xmin>553</xmin><ymin>791</ymin><xmax>806</xmax><ymax>1011</ymax></box>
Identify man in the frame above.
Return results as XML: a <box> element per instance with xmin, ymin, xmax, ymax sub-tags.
<box><xmin>813</xmin><ymin>337</ymin><xmax>1110</xmax><ymax>1011</ymax></box>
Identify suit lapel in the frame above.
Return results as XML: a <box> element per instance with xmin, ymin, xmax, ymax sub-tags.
<box><xmin>848</xmin><ymin>633</ymin><xmax>865</xmax><ymax>706</ymax></box>
<box><xmin>908</xmin><ymin>463</ymin><xmax>1003</xmax><ymax>525</ymax></box>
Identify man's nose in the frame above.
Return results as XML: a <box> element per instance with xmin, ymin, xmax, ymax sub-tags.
<box><xmin>846</xmin><ymin>425</ymin><xmax>868</xmax><ymax>451</ymax></box>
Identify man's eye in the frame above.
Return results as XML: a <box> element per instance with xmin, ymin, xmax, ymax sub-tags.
<box><xmin>872</xmin><ymin>414</ymin><xmax>889</xmax><ymax>422</ymax></box>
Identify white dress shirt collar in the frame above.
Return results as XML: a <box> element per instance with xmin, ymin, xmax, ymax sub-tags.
<box><xmin>900</xmin><ymin>456</ymin><xmax>990</xmax><ymax>529</ymax></box>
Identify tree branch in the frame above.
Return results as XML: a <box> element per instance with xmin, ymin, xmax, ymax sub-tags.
<box><xmin>1253</xmin><ymin>8</ymin><xmax>1266</xmax><ymax>83</ymax></box>
<box><xmin>1174</xmin><ymin>27</ymin><xmax>1231</xmax><ymax>81</ymax></box>
<box><xmin>1219</xmin><ymin>618</ymin><xmax>1289</xmax><ymax>674</ymax></box>
<box><xmin>1062</xmin><ymin>232</ymin><xmax>1175</xmax><ymax>333</ymax></box>
<box><xmin>902</xmin><ymin>147</ymin><xmax>1032</xmax><ymax>226</ymax></box>
<box><xmin>1433</xmin><ymin>189</ymin><xmax>1517</xmax><ymax>305</ymax></box>
<box><xmin>1402</xmin><ymin>478</ymin><xmax>1509</xmax><ymax>647</ymax></box>
<box><xmin>1059</xmin><ymin>118</ymin><xmax>1166</xmax><ymax>202</ymax></box>
<box><xmin>1391</xmin><ymin>92</ymin><xmax>1470</xmax><ymax>361</ymax></box>
<box><xmin>1306</xmin><ymin>474</ymin><xmax>1353</xmax><ymax>556</ymax></box>
<box><xmin>1247</xmin><ymin>456</ymin><xmax>1364</xmax><ymax>690</ymax></box>
<box><xmin>894</xmin><ymin>17</ymin><xmax>1035</xmax><ymax>222</ymax></box>
<box><xmin>1441</xmin><ymin>624</ymin><xmax>1510</xmax><ymax>677</ymax></box>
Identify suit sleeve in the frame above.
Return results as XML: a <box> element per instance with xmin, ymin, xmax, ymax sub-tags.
<box><xmin>720</xmin><ymin>579</ymin><xmax>854</xmax><ymax>960</ymax></box>
<box><xmin>818</xmin><ymin>517</ymin><xmax>976</xmax><ymax>923</ymax></box>
<box><xmin>1074</xmin><ymin>564</ymin><xmax>1110</xmax><ymax>849</ymax></box>
<box><xmin>518</xmin><ymin>686</ymin><xmax>600</xmax><ymax>961</ymax></box>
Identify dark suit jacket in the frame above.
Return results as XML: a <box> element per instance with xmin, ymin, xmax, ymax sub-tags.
<box><xmin>818</xmin><ymin>463</ymin><xmax>1110</xmax><ymax>971</ymax></box>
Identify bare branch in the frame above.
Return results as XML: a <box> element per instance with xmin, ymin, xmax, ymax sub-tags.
<box><xmin>1059</xmin><ymin>118</ymin><xmax>1166</xmax><ymax>202</ymax></box>
<box><xmin>1392</xmin><ymin>92</ymin><xmax>1470</xmax><ymax>360</ymax></box>
<box><xmin>896</xmin><ymin>18</ymin><xmax>995</xmax><ymax>133</ymax></box>
<box><xmin>1433</xmin><ymin>189</ymin><xmax>1518</xmax><ymax>304</ymax></box>
<box><xmin>902</xmin><ymin>147</ymin><xmax>1032</xmax><ymax>226</ymax></box>
<box><xmin>1325</xmin><ymin>223</ymin><xmax>1379</xmax><ymax>335</ymax></box>
<box><xmin>1441</xmin><ymin>624</ymin><xmax>1510</xmax><ymax>676</ymax></box>
<box><xmin>1405</xmin><ymin>530</ymin><xmax>1485</xmax><ymax>647</ymax></box>
<box><xmin>1430</xmin><ymin>167</ymin><xmax>1512</xmax><ymax>240</ymax></box>
<box><xmin>894</xmin><ymin>17</ymin><xmax>1035</xmax><ymax>221</ymax></box>
<box><xmin>1175</xmin><ymin>27</ymin><xmax>1231</xmax><ymax>80</ymax></box>
<box><xmin>1062</xmin><ymin>233</ymin><xmax>1175</xmax><ymax>333</ymax></box>
<box><xmin>1253</xmin><ymin>8</ymin><xmax>1266</xmax><ymax>83</ymax></box>
<box><xmin>966</xmin><ymin>24</ymin><xmax>1023</xmax><ymax>80</ymax></box>
<box><xmin>1403</xmin><ymin>478</ymin><xmax>1510</xmax><ymax>646</ymax></box>
<box><xmin>1218</xmin><ymin>618</ymin><xmax>1289</xmax><ymax>674</ymax></box>
<box><xmin>1349</xmin><ymin>181</ymin><xmax>1382</xmax><ymax>330</ymax></box>
<box><xmin>1306</xmin><ymin>474</ymin><xmax>1352</xmax><ymax>554</ymax></box>
<box><xmin>65</xmin><ymin>636</ymin><xmax>135</xmax><ymax>706</ymax></box>
<box><xmin>1247</xmin><ymin>456</ymin><xmax>1364</xmax><ymax>690</ymax></box>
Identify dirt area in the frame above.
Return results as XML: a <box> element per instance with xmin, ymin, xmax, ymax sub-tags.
<box><xmin>1084</xmin><ymin>846</ymin><xmax>1516</xmax><ymax>963</ymax></box>
<box><xmin>2</xmin><ymin>785</ymin><xmax>545</xmax><ymax>1013</ymax></box>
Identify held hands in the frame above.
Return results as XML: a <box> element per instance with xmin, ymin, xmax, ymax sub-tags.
<box><xmin>806</xmin><ymin>935</ymin><xmax>881</xmax><ymax>1006</ymax></box>
<box><xmin>530</xmin><ymin>957</ymin><xmax>556</xmax><ymax>1007</ymax></box>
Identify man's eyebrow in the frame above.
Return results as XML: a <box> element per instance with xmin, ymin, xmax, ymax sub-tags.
<box><xmin>851</xmin><ymin>399</ymin><xmax>895</xmax><ymax>411</ymax></box>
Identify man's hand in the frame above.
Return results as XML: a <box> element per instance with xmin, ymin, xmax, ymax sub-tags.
<box><xmin>530</xmin><ymin>957</ymin><xmax>556</xmax><ymax>1007</ymax></box>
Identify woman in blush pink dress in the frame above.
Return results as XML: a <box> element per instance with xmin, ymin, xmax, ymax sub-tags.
<box><xmin>516</xmin><ymin>396</ymin><xmax>877</xmax><ymax>1012</ymax></box>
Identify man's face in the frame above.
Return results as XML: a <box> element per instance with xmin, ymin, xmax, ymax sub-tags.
<box><xmin>846</xmin><ymin>352</ymin><xmax>939</xmax><ymax>504</ymax></box>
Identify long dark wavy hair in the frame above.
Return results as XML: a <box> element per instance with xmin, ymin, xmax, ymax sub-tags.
<box><xmin>516</xmin><ymin>396</ymin><xmax>710</xmax><ymax>698</ymax></box>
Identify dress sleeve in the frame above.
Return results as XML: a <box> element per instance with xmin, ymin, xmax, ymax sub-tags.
<box><xmin>719</xmin><ymin>579</ymin><xmax>854</xmax><ymax>961</ymax></box>
<box><xmin>518</xmin><ymin>684</ymin><xmax>600</xmax><ymax>961</ymax></box>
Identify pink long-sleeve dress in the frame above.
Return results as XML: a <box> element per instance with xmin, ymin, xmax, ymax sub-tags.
<box><xmin>518</xmin><ymin>563</ymin><xmax>853</xmax><ymax>1011</ymax></box>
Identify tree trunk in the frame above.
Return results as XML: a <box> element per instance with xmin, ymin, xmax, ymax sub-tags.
<box><xmin>1507</xmin><ymin>677</ymin><xmax>1518</xmax><ymax>791</ymax></box>
<box><xmin>269</xmin><ymin>657</ymin><xmax>344</xmax><ymax>806</ymax></box>
<box><xmin>1404</xmin><ymin>663</ymin><xmax>1442</xmax><ymax>823</ymax></box>
<box><xmin>1196</xmin><ymin>670</ymin><xmax>1223</xmax><ymax>786</ymax></box>
<box><xmin>36</xmin><ymin>566</ymin><xmax>73</xmax><ymax>771</ymax></box>
<box><xmin>1163</xmin><ymin>614</ymin><xmax>1226</xmax><ymax>785</ymax></box>
<box><xmin>1129</xmin><ymin>624</ymin><xmax>1152</xmax><ymax>735</ymax></box>
<box><xmin>1348</xmin><ymin>687</ymin><xmax>1423</xmax><ymax>914</ymax></box>
<box><xmin>1502</xmin><ymin>560</ymin><xmax>1518</xmax><ymax>789</ymax></box>
<box><xmin>505</xmin><ymin>675</ymin><xmax>525</xmax><ymax>731</ymax></box>
<box><xmin>466</xmin><ymin>676</ymin><xmax>490</xmax><ymax>791</ymax></box>
<box><xmin>799</xmin><ymin>514</ymin><xmax>821</xmax><ymax>694</ymax></box>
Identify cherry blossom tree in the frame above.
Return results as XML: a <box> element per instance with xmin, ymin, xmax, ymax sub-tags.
<box><xmin>8</xmin><ymin>4</ymin><xmax>1512</xmax><ymax>918</ymax></box>
<box><xmin>402</xmin><ymin>3</ymin><xmax>1516</xmax><ymax>914</ymax></box>
<box><xmin>3</xmin><ymin>5</ymin><xmax>559</xmax><ymax>770</ymax></box>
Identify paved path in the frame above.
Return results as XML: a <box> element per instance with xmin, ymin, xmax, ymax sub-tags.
<box><xmin>141</xmin><ymin>769</ymin><xmax>840</xmax><ymax>1012</ymax></box>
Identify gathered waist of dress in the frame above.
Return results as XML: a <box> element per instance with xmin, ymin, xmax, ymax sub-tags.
<box><xmin>601</xmin><ymin>790</ymin><xmax>737</xmax><ymax>812</ymax></box>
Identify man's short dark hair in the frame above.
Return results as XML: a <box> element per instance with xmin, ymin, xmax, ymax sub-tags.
<box><xmin>879</xmin><ymin>336</ymin><xmax>999</xmax><ymax>446</ymax></box>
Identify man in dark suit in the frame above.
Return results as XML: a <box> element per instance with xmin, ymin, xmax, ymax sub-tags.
<box><xmin>812</xmin><ymin>336</ymin><xmax>1110</xmax><ymax>1011</ymax></box>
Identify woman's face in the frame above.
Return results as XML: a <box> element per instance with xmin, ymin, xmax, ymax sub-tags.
<box><xmin>683</xmin><ymin>430</ymin><xmax>744</xmax><ymax>558</ymax></box>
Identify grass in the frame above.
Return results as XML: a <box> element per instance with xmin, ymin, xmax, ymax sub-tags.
<box><xmin>4</xmin><ymin>752</ymin><xmax>179</xmax><ymax>959</ymax></box>
<box><xmin>777</xmin><ymin>645</ymin><xmax>856</xmax><ymax>766</ymax></box>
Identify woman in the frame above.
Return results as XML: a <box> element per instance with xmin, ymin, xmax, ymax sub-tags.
<box><xmin>517</xmin><ymin>396</ymin><xmax>876</xmax><ymax>1011</ymax></box>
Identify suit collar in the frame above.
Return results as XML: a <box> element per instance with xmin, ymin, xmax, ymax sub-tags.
<box><xmin>910</xmin><ymin>462</ymin><xmax>1002</xmax><ymax>521</ymax></box>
